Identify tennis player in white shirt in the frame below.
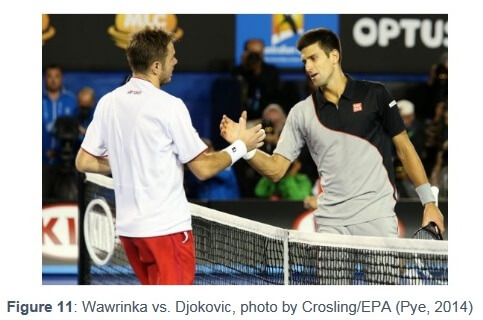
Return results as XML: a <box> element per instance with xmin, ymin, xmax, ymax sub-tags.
<box><xmin>75</xmin><ymin>27</ymin><xmax>265</xmax><ymax>285</ymax></box>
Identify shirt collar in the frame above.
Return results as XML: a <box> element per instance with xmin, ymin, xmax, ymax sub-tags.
<box><xmin>315</xmin><ymin>73</ymin><xmax>355</xmax><ymax>104</ymax></box>
<box><xmin>341</xmin><ymin>74</ymin><xmax>355</xmax><ymax>100</ymax></box>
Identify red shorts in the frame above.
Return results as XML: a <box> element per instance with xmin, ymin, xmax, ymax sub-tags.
<box><xmin>119</xmin><ymin>231</ymin><xmax>195</xmax><ymax>285</ymax></box>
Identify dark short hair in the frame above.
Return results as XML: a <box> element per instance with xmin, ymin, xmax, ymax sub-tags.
<box><xmin>126</xmin><ymin>27</ymin><xmax>175</xmax><ymax>74</ymax></box>
<box><xmin>243</xmin><ymin>38</ymin><xmax>265</xmax><ymax>51</ymax></box>
<box><xmin>296</xmin><ymin>28</ymin><xmax>342</xmax><ymax>63</ymax></box>
<box><xmin>44</xmin><ymin>64</ymin><xmax>62</xmax><ymax>74</ymax></box>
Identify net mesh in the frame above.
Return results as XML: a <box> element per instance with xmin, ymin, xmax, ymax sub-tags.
<box><xmin>193</xmin><ymin>215</ymin><xmax>285</xmax><ymax>285</ymax></box>
<box><xmin>79</xmin><ymin>173</ymin><xmax>448</xmax><ymax>285</ymax></box>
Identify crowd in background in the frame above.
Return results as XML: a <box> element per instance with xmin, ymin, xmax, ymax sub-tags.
<box><xmin>42</xmin><ymin>40</ymin><xmax>448</xmax><ymax>204</ymax></box>
<box><xmin>42</xmin><ymin>65</ymin><xmax>96</xmax><ymax>203</ymax></box>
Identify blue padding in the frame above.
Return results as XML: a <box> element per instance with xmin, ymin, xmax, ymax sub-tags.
<box><xmin>280</xmin><ymin>72</ymin><xmax>429</xmax><ymax>83</ymax></box>
<box><xmin>42</xmin><ymin>265</ymin><xmax>78</xmax><ymax>275</ymax></box>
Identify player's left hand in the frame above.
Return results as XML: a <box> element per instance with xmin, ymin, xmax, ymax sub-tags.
<box><xmin>303</xmin><ymin>195</ymin><xmax>318</xmax><ymax>210</ymax></box>
<box><xmin>422</xmin><ymin>202</ymin><xmax>445</xmax><ymax>233</ymax></box>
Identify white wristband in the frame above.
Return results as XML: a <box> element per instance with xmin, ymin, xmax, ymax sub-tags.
<box><xmin>243</xmin><ymin>149</ymin><xmax>256</xmax><ymax>160</ymax></box>
<box><xmin>223</xmin><ymin>140</ymin><xmax>247</xmax><ymax>165</ymax></box>
<box><xmin>415</xmin><ymin>183</ymin><xmax>436</xmax><ymax>206</ymax></box>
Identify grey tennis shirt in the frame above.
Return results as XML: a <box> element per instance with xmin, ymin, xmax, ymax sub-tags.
<box><xmin>274</xmin><ymin>75</ymin><xmax>406</xmax><ymax>226</ymax></box>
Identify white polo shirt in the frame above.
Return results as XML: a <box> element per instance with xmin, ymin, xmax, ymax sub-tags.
<box><xmin>81</xmin><ymin>78</ymin><xmax>207</xmax><ymax>237</ymax></box>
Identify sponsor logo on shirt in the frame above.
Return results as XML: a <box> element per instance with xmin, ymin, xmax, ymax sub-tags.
<box><xmin>127</xmin><ymin>90</ymin><xmax>142</xmax><ymax>95</ymax></box>
<box><xmin>353</xmin><ymin>102</ymin><xmax>363</xmax><ymax>112</ymax></box>
<box><xmin>389</xmin><ymin>100</ymin><xmax>397</xmax><ymax>108</ymax></box>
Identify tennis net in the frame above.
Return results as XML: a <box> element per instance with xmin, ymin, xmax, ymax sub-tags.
<box><xmin>78</xmin><ymin>173</ymin><xmax>448</xmax><ymax>285</ymax></box>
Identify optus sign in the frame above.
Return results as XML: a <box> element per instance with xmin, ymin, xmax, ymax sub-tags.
<box><xmin>42</xmin><ymin>204</ymin><xmax>78</xmax><ymax>261</ymax></box>
<box><xmin>352</xmin><ymin>17</ymin><xmax>447</xmax><ymax>48</ymax></box>
<box><xmin>340</xmin><ymin>14</ymin><xmax>447</xmax><ymax>73</ymax></box>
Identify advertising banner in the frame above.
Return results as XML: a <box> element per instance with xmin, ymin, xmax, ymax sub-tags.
<box><xmin>42</xmin><ymin>203</ymin><xmax>78</xmax><ymax>266</ymax></box>
<box><xmin>42</xmin><ymin>14</ymin><xmax>235</xmax><ymax>72</ymax></box>
<box><xmin>340</xmin><ymin>14</ymin><xmax>448</xmax><ymax>73</ymax></box>
<box><xmin>235</xmin><ymin>14</ymin><xmax>339</xmax><ymax>69</ymax></box>
<box><xmin>43</xmin><ymin>14</ymin><xmax>446</xmax><ymax>74</ymax></box>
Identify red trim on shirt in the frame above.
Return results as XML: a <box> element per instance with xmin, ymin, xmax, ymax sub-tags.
<box><xmin>186</xmin><ymin>147</ymin><xmax>209</xmax><ymax>163</ymax></box>
<box><xmin>81</xmin><ymin>147</ymin><xmax>107</xmax><ymax>158</ymax></box>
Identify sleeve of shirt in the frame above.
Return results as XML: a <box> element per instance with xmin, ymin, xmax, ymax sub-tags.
<box><xmin>379</xmin><ymin>84</ymin><xmax>406</xmax><ymax>137</ymax></box>
<box><xmin>81</xmin><ymin>98</ymin><xmax>107</xmax><ymax>157</ymax></box>
<box><xmin>273</xmin><ymin>105</ymin><xmax>306</xmax><ymax>162</ymax></box>
<box><xmin>168</xmin><ymin>99</ymin><xmax>207</xmax><ymax>163</ymax></box>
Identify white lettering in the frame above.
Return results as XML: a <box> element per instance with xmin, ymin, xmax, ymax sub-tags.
<box><xmin>84</xmin><ymin>199</ymin><xmax>116</xmax><ymax>266</ymax></box>
<box><xmin>123</xmin><ymin>14</ymin><xmax>167</xmax><ymax>29</ymax></box>
<box><xmin>353</xmin><ymin>17</ymin><xmax>447</xmax><ymax>49</ymax></box>
<box><xmin>399</xmin><ymin>19</ymin><xmax>421</xmax><ymax>48</ymax></box>
<box><xmin>378</xmin><ymin>18</ymin><xmax>400</xmax><ymax>47</ymax></box>
<box><xmin>353</xmin><ymin>18</ymin><xmax>378</xmax><ymax>47</ymax></box>
<box><xmin>123</xmin><ymin>14</ymin><xmax>146</xmax><ymax>28</ymax></box>
<box><xmin>152</xmin><ymin>14</ymin><xmax>168</xmax><ymax>28</ymax></box>
<box><xmin>421</xmin><ymin>19</ymin><xmax>445</xmax><ymax>48</ymax></box>
<box><xmin>88</xmin><ymin>213</ymin><xmax>114</xmax><ymax>253</ymax></box>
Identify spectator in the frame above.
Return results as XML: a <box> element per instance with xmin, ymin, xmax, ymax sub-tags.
<box><xmin>260</xmin><ymin>103</ymin><xmax>286</xmax><ymax>153</ymax></box>
<box><xmin>430</xmin><ymin>141</ymin><xmax>448</xmax><ymax>200</ymax></box>
<box><xmin>77</xmin><ymin>86</ymin><xmax>96</xmax><ymax>139</ymax></box>
<box><xmin>233</xmin><ymin>104</ymin><xmax>287</xmax><ymax>198</ymax></box>
<box><xmin>42</xmin><ymin>64</ymin><xmax>77</xmax><ymax>201</ymax></box>
<box><xmin>232</xmin><ymin>38</ymin><xmax>281</xmax><ymax>120</ymax></box>
<box><xmin>254</xmin><ymin>159</ymin><xmax>312</xmax><ymax>201</ymax></box>
<box><xmin>254</xmin><ymin>105</ymin><xmax>312</xmax><ymax>200</ymax></box>
<box><xmin>187</xmin><ymin>138</ymin><xmax>241</xmax><ymax>201</ymax></box>
<box><xmin>428</xmin><ymin>52</ymin><xmax>448</xmax><ymax>106</ymax></box>
<box><xmin>397</xmin><ymin>99</ymin><xmax>425</xmax><ymax>159</ymax></box>
<box><xmin>424</xmin><ymin>102</ymin><xmax>448</xmax><ymax>175</ymax></box>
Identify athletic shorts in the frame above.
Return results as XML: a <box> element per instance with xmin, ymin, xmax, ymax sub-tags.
<box><xmin>315</xmin><ymin>216</ymin><xmax>398</xmax><ymax>238</ymax></box>
<box><xmin>119</xmin><ymin>231</ymin><xmax>195</xmax><ymax>285</ymax></box>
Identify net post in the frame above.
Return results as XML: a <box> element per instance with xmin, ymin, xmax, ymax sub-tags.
<box><xmin>77</xmin><ymin>172</ymin><xmax>91</xmax><ymax>285</ymax></box>
<box><xmin>283</xmin><ymin>230</ymin><xmax>289</xmax><ymax>285</ymax></box>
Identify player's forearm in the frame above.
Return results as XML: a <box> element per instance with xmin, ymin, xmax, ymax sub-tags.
<box><xmin>188</xmin><ymin>152</ymin><xmax>232</xmax><ymax>181</ymax></box>
<box><xmin>204</xmin><ymin>151</ymin><xmax>233</xmax><ymax>180</ymax></box>
<box><xmin>396</xmin><ymin>142</ymin><xmax>428</xmax><ymax>188</ymax></box>
<box><xmin>247</xmin><ymin>151</ymin><xmax>289</xmax><ymax>182</ymax></box>
<box><xmin>96</xmin><ymin>157</ymin><xmax>111</xmax><ymax>174</ymax></box>
<box><xmin>75</xmin><ymin>150</ymin><xmax>111</xmax><ymax>175</ymax></box>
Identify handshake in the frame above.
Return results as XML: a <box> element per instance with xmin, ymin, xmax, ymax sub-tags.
<box><xmin>219</xmin><ymin>111</ymin><xmax>266</xmax><ymax>163</ymax></box>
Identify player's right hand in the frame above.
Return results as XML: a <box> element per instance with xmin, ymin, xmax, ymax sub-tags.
<box><xmin>238</xmin><ymin>111</ymin><xmax>265</xmax><ymax>151</ymax></box>
<box><xmin>422</xmin><ymin>202</ymin><xmax>445</xmax><ymax>234</ymax></box>
<box><xmin>220</xmin><ymin>114</ymin><xmax>238</xmax><ymax>144</ymax></box>
<box><xmin>220</xmin><ymin>111</ymin><xmax>265</xmax><ymax>150</ymax></box>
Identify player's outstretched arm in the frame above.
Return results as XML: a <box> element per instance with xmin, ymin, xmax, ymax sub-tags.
<box><xmin>392</xmin><ymin>131</ymin><xmax>445</xmax><ymax>233</ymax></box>
<box><xmin>188</xmin><ymin>112</ymin><xmax>266</xmax><ymax>181</ymax></box>
<box><xmin>220</xmin><ymin>111</ymin><xmax>291</xmax><ymax>182</ymax></box>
